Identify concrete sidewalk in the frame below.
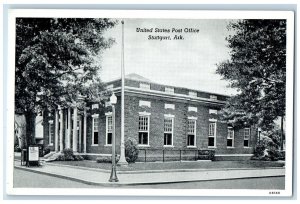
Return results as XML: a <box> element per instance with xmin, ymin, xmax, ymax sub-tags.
<box><xmin>14</xmin><ymin>160</ymin><xmax>285</xmax><ymax>187</ymax></box>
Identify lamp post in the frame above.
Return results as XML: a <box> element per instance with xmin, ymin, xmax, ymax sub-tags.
<box><xmin>109</xmin><ymin>92</ymin><xmax>119</xmax><ymax>182</ymax></box>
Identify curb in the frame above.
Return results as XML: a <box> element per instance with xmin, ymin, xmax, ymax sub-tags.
<box><xmin>118</xmin><ymin>166</ymin><xmax>285</xmax><ymax>174</ymax></box>
<box><xmin>44</xmin><ymin>163</ymin><xmax>285</xmax><ymax>175</ymax></box>
<box><xmin>14</xmin><ymin>165</ymin><xmax>285</xmax><ymax>187</ymax></box>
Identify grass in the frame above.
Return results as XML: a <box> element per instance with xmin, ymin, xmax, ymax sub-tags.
<box><xmin>14</xmin><ymin>152</ymin><xmax>285</xmax><ymax>171</ymax></box>
<box><xmin>51</xmin><ymin>159</ymin><xmax>285</xmax><ymax>171</ymax></box>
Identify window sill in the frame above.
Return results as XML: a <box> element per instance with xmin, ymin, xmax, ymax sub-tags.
<box><xmin>91</xmin><ymin>144</ymin><xmax>98</xmax><ymax>147</ymax></box>
<box><xmin>244</xmin><ymin>146</ymin><xmax>251</xmax><ymax>148</ymax></box>
<box><xmin>104</xmin><ymin>144</ymin><xmax>112</xmax><ymax>147</ymax></box>
<box><xmin>163</xmin><ymin>145</ymin><xmax>174</xmax><ymax>148</ymax></box>
<box><xmin>227</xmin><ymin>147</ymin><xmax>235</xmax><ymax>148</ymax></box>
<box><xmin>208</xmin><ymin>146</ymin><xmax>216</xmax><ymax>148</ymax></box>
<box><xmin>49</xmin><ymin>144</ymin><xmax>53</xmax><ymax>146</ymax></box>
<box><xmin>138</xmin><ymin>145</ymin><xmax>150</xmax><ymax>147</ymax></box>
<box><xmin>187</xmin><ymin>146</ymin><xmax>197</xmax><ymax>148</ymax></box>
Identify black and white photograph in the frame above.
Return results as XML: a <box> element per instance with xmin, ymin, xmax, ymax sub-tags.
<box><xmin>5</xmin><ymin>9</ymin><xmax>294</xmax><ymax>197</ymax></box>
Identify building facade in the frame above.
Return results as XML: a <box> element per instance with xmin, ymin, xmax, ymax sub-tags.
<box><xmin>43</xmin><ymin>74</ymin><xmax>258</xmax><ymax>161</ymax></box>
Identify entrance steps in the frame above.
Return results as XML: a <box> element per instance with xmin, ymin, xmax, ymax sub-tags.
<box><xmin>43</xmin><ymin>152</ymin><xmax>62</xmax><ymax>162</ymax></box>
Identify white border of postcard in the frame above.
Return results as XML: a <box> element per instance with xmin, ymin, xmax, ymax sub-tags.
<box><xmin>6</xmin><ymin>9</ymin><xmax>294</xmax><ymax>197</ymax></box>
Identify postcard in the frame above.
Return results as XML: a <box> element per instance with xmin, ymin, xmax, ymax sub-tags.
<box><xmin>5</xmin><ymin>9</ymin><xmax>294</xmax><ymax>197</ymax></box>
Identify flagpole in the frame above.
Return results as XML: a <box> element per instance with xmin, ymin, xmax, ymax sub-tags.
<box><xmin>119</xmin><ymin>19</ymin><xmax>128</xmax><ymax>165</ymax></box>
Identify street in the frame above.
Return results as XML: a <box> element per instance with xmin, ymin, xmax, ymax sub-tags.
<box><xmin>13</xmin><ymin>168</ymin><xmax>285</xmax><ymax>189</ymax></box>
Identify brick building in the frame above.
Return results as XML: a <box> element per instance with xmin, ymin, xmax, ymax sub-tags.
<box><xmin>43</xmin><ymin>74</ymin><xmax>257</xmax><ymax>161</ymax></box>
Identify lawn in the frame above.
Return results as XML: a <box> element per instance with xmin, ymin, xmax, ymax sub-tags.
<box><xmin>14</xmin><ymin>152</ymin><xmax>285</xmax><ymax>171</ymax></box>
<box><xmin>50</xmin><ymin>159</ymin><xmax>285</xmax><ymax>172</ymax></box>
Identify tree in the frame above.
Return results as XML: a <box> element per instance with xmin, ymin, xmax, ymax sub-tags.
<box><xmin>15</xmin><ymin>18</ymin><xmax>117</xmax><ymax>147</ymax></box>
<box><xmin>14</xmin><ymin>115</ymin><xmax>26</xmax><ymax>149</ymax></box>
<box><xmin>216</xmin><ymin>20</ymin><xmax>286</xmax><ymax>149</ymax></box>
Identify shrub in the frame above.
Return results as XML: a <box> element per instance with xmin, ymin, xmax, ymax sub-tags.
<box><xmin>44</xmin><ymin>146</ymin><xmax>51</xmax><ymax>155</ymax></box>
<box><xmin>96</xmin><ymin>155</ymin><xmax>120</xmax><ymax>163</ymax></box>
<box><xmin>208</xmin><ymin>150</ymin><xmax>215</xmax><ymax>161</ymax></box>
<box><xmin>278</xmin><ymin>150</ymin><xmax>285</xmax><ymax>160</ymax></box>
<box><xmin>73</xmin><ymin>155</ymin><xmax>84</xmax><ymax>161</ymax></box>
<box><xmin>253</xmin><ymin>144</ymin><xmax>266</xmax><ymax>158</ymax></box>
<box><xmin>14</xmin><ymin>144</ymin><xmax>21</xmax><ymax>152</ymax></box>
<box><xmin>252</xmin><ymin>140</ymin><xmax>282</xmax><ymax>161</ymax></box>
<box><xmin>125</xmin><ymin>138</ymin><xmax>139</xmax><ymax>163</ymax></box>
<box><xmin>54</xmin><ymin>151</ymin><xmax>84</xmax><ymax>161</ymax></box>
<box><xmin>198</xmin><ymin>149</ymin><xmax>215</xmax><ymax>161</ymax></box>
<box><xmin>262</xmin><ymin>156</ymin><xmax>272</xmax><ymax>161</ymax></box>
<box><xmin>81</xmin><ymin>154</ymin><xmax>92</xmax><ymax>160</ymax></box>
<box><xmin>266</xmin><ymin>147</ymin><xmax>281</xmax><ymax>161</ymax></box>
<box><xmin>56</xmin><ymin>154</ymin><xmax>66</xmax><ymax>161</ymax></box>
<box><xmin>63</xmin><ymin>148</ymin><xmax>74</xmax><ymax>161</ymax></box>
<box><xmin>268</xmin><ymin>134</ymin><xmax>281</xmax><ymax>149</ymax></box>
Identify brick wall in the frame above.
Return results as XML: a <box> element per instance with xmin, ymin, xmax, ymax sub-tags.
<box><xmin>124</xmin><ymin>94</ymin><xmax>191</xmax><ymax>149</ymax></box>
<box><xmin>42</xmin><ymin>90</ymin><xmax>257</xmax><ymax>158</ymax></box>
<box><xmin>121</xmin><ymin>92</ymin><xmax>257</xmax><ymax>155</ymax></box>
<box><xmin>214</xmin><ymin>125</ymin><xmax>256</xmax><ymax>154</ymax></box>
<box><xmin>86</xmin><ymin>95</ymin><xmax>122</xmax><ymax>155</ymax></box>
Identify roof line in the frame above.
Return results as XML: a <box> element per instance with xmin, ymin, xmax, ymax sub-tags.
<box><xmin>105</xmin><ymin>77</ymin><xmax>232</xmax><ymax>97</ymax></box>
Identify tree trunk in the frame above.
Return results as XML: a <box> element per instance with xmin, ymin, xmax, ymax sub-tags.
<box><xmin>280</xmin><ymin>116</ymin><xmax>284</xmax><ymax>151</ymax></box>
<box><xmin>17</xmin><ymin>127</ymin><xmax>27</xmax><ymax>149</ymax></box>
<box><xmin>24</xmin><ymin>111</ymin><xmax>37</xmax><ymax>147</ymax></box>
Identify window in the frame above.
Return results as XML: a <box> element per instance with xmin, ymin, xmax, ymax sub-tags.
<box><xmin>139</xmin><ymin>100</ymin><xmax>151</xmax><ymax>107</ymax></box>
<box><xmin>189</xmin><ymin>91</ymin><xmax>197</xmax><ymax>97</ymax></box>
<box><xmin>209</xmin><ymin>109</ymin><xmax>218</xmax><ymax>114</ymax></box>
<box><xmin>208</xmin><ymin>122</ymin><xmax>216</xmax><ymax>147</ymax></box>
<box><xmin>92</xmin><ymin>115</ymin><xmax>99</xmax><ymax>145</ymax></box>
<box><xmin>188</xmin><ymin>106</ymin><xmax>197</xmax><ymax>112</ymax></box>
<box><xmin>165</xmin><ymin>103</ymin><xmax>175</xmax><ymax>110</ymax></box>
<box><xmin>165</xmin><ymin>87</ymin><xmax>174</xmax><ymax>94</ymax></box>
<box><xmin>244</xmin><ymin>128</ymin><xmax>250</xmax><ymax>147</ymax></box>
<box><xmin>49</xmin><ymin>120</ymin><xmax>54</xmax><ymax>145</ymax></box>
<box><xmin>187</xmin><ymin>119</ymin><xmax>196</xmax><ymax>147</ymax></box>
<box><xmin>138</xmin><ymin>115</ymin><xmax>149</xmax><ymax>145</ymax></box>
<box><xmin>164</xmin><ymin>117</ymin><xmax>174</xmax><ymax>146</ymax></box>
<box><xmin>140</xmin><ymin>83</ymin><xmax>150</xmax><ymax>90</ymax></box>
<box><xmin>227</xmin><ymin>127</ymin><xmax>234</xmax><ymax>147</ymax></box>
<box><xmin>106</xmin><ymin>115</ymin><xmax>113</xmax><ymax>145</ymax></box>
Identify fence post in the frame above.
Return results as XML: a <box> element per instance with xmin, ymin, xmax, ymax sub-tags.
<box><xmin>163</xmin><ymin>149</ymin><xmax>165</xmax><ymax>162</ymax></box>
<box><xmin>145</xmin><ymin>149</ymin><xmax>146</xmax><ymax>163</ymax></box>
<box><xmin>179</xmin><ymin>150</ymin><xmax>181</xmax><ymax>162</ymax></box>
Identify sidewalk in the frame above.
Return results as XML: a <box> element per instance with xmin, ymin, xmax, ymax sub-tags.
<box><xmin>14</xmin><ymin>160</ymin><xmax>285</xmax><ymax>186</ymax></box>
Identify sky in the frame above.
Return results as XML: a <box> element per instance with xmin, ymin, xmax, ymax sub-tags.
<box><xmin>99</xmin><ymin>18</ymin><xmax>237</xmax><ymax>95</ymax></box>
